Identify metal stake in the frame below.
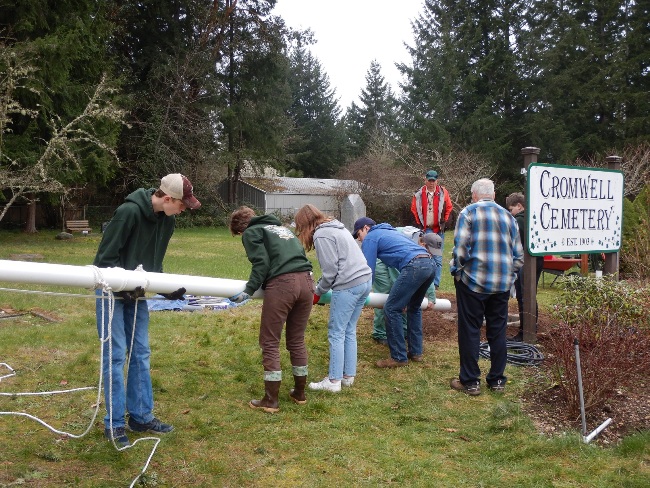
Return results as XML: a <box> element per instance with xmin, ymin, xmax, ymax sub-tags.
<box><xmin>574</xmin><ymin>338</ymin><xmax>587</xmax><ymax>436</ymax></box>
<box><xmin>574</xmin><ymin>338</ymin><xmax>611</xmax><ymax>443</ymax></box>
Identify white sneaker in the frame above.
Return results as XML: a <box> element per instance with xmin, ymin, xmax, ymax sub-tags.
<box><xmin>308</xmin><ymin>377</ymin><xmax>341</xmax><ymax>393</ymax></box>
<box><xmin>341</xmin><ymin>376</ymin><xmax>355</xmax><ymax>387</ymax></box>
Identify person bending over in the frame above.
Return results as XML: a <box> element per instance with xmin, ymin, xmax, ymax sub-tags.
<box><xmin>229</xmin><ymin>206</ymin><xmax>314</xmax><ymax>413</ymax></box>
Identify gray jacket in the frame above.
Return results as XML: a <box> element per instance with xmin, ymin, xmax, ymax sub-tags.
<box><xmin>314</xmin><ymin>219</ymin><xmax>372</xmax><ymax>295</ymax></box>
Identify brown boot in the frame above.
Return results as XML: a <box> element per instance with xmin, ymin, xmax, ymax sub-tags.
<box><xmin>376</xmin><ymin>357</ymin><xmax>408</xmax><ymax>368</ymax></box>
<box><xmin>289</xmin><ymin>375</ymin><xmax>307</xmax><ymax>405</ymax></box>
<box><xmin>249</xmin><ymin>380</ymin><xmax>281</xmax><ymax>413</ymax></box>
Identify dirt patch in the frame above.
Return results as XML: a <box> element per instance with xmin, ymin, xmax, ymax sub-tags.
<box><xmin>8</xmin><ymin>253</ymin><xmax>43</xmax><ymax>261</ymax></box>
<box><xmin>421</xmin><ymin>291</ymin><xmax>650</xmax><ymax>444</ymax></box>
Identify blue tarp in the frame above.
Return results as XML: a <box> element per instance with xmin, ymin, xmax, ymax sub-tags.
<box><xmin>147</xmin><ymin>295</ymin><xmax>250</xmax><ymax>312</ymax></box>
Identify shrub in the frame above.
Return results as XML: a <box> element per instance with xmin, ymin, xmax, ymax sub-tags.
<box><xmin>545</xmin><ymin>276</ymin><xmax>650</xmax><ymax>417</ymax></box>
<box><xmin>620</xmin><ymin>185</ymin><xmax>650</xmax><ymax>280</ymax></box>
<box><xmin>336</xmin><ymin>139</ymin><xmax>495</xmax><ymax>227</ymax></box>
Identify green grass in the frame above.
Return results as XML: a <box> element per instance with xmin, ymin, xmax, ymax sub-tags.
<box><xmin>1</xmin><ymin>229</ymin><xmax>648</xmax><ymax>487</ymax></box>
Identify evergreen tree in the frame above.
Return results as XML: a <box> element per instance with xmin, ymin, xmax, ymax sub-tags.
<box><xmin>286</xmin><ymin>44</ymin><xmax>346</xmax><ymax>177</ymax></box>
<box><xmin>0</xmin><ymin>0</ymin><xmax>123</xmax><ymax>228</ymax></box>
<box><xmin>108</xmin><ymin>0</ymin><xmax>224</xmax><ymax>190</ymax></box>
<box><xmin>1</xmin><ymin>0</ymin><xmax>120</xmax><ymax>182</ymax></box>
<box><xmin>400</xmin><ymin>0</ymin><xmax>529</xmax><ymax>175</ymax></box>
<box><xmin>622</xmin><ymin>0</ymin><xmax>650</xmax><ymax>144</ymax></box>
<box><xmin>522</xmin><ymin>0</ymin><xmax>650</xmax><ymax>163</ymax></box>
<box><xmin>397</xmin><ymin>0</ymin><xmax>454</xmax><ymax>148</ymax></box>
<box><xmin>525</xmin><ymin>0</ymin><xmax>621</xmax><ymax>162</ymax></box>
<box><xmin>216</xmin><ymin>0</ymin><xmax>294</xmax><ymax>202</ymax></box>
<box><xmin>345</xmin><ymin>60</ymin><xmax>397</xmax><ymax>158</ymax></box>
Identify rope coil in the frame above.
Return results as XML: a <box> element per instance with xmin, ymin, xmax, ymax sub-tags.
<box><xmin>0</xmin><ymin>280</ymin><xmax>160</xmax><ymax>487</ymax></box>
<box><xmin>479</xmin><ymin>340</ymin><xmax>544</xmax><ymax>366</ymax></box>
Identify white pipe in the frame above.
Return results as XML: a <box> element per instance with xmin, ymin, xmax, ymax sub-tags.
<box><xmin>0</xmin><ymin>260</ymin><xmax>451</xmax><ymax>311</ymax></box>
<box><xmin>583</xmin><ymin>418</ymin><xmax>612</xmax><ymax>443</ymax></box>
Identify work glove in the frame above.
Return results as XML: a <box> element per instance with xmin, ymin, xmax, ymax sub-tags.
<box><xmin>229</xmin><ymin>291</ymin><xmax>250</xmax><ymax>303</ymax></box>
<box><xmin>116</xmin><ymin>286</ymin><xmax>145</xmax><ymax>303</ymax></box>
<box><xmin>313</xmin><ymin>293</ymin><xmax>321</xmax><ymax>305</ymax></box>
<box><xmin>159</xmin><ymin>287</ymin><xmax>186</xmax><ymax>300</ymax></box>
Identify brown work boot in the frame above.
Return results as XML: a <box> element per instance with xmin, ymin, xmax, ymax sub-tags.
<box><xmin>289</xmin><ymin>375</ymin><xmax>307</xmax><ymax>405</ymax></box>
<box><xmin>407</xmin><ymin>353</ymin><xmax>423</xmax><ymax>362</ymax></box>
<box><xmin>450</xmin><ymin>378</ymin><xmax>481</xmax><ymax>396</ymax></box>
<box><xmin>249</xmin><ymin>380</ymin><xmax>281</xmax><ymax>413</ymax></box>
<box><xmin>375</xmin><ymin>357</ymin><xmax>408</xmax><ymax>368</ymax></box>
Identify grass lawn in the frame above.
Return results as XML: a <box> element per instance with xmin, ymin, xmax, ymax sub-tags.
<box><xmin>1</xmin><ymin>228</ymin><xmax>648</xmax><ymax>487</ymax></box>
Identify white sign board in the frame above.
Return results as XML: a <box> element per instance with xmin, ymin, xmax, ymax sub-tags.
<box><xmin>526</xmin><ymin>163</ymin><xmax>624</xmax><ymax>256</ymax></box>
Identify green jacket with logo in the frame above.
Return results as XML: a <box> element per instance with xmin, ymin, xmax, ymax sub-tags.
<box><xmin>241</xmin><ymin>214</ymin><xmax>312</xmax><ymax>295</ymax></box>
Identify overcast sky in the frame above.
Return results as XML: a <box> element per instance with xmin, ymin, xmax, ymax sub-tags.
<box><xmin>272</xmin><ymin>0</ymin><xmax>424</xmax><ymax>111</ymax></box>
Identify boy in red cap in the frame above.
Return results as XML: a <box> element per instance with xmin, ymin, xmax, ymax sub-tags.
<box><xmin>94</xmin><ymin>174</ymin><xmax>200</xmax><ymax>446</ymax></box>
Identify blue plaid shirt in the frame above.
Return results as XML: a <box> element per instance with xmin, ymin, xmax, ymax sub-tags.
<box><xmin>450</xmin><ymin>199</ymin><xmax>524</xmax><ymax>293</ymax></box>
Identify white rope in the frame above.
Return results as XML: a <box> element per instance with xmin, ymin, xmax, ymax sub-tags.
<box><xmin>0</xmin><ymin>286</ymin><xmax>101</xmax><ymax>298</ymax></box>
<box><xmin>94</xmin><ymin>266</ymin><xmax>161</xmax><ymax>488</ymax></box>
<box><xmin>0</xmin><ymin>287</ymin><xmax>173</xmax><ymax>300</ymax></box>
<box><xmin>0</xmin><ymin>387</ymin><xmax>95</xmax><ymax>395</ymax></box>
<box><xmin>0</xmin><ymin>363</ymin><xmax>16</xmax><ymax>381</ymax></box>
<box><xmin>0</xmin><ymin>267</ymin><xmax>160</xmax><ymax>486</ymax></box>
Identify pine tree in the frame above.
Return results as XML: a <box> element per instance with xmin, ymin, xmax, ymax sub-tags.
<box><xmin>524</xmin><ymin>0</ymin><xmax>650</xmax><ymax>163</ymax></box>
<box><xmin>286</xmin><ymin>45</ymin><xmax>346</xmax><ymax>177</ymax></box>
<box><xmin>397</xmin><ymin>0</ymin><xmax>454</xmax><ymax>148</ymax></box>
<box><xmin>214</xmin><ymin>0</ymin><xmax>294</xmax><ymax>201</ymax></box>
<box><xmin>108</xmin><ymin>0</ymin><xmax>224</xmax><ymax>189</ymax></box>
<box><xmin>399</xmin><ymin>0</ymin><xmax>529</xmax><ymax>175</ymax></box>
<box><xmin>622</xmin><ymin>0</ymin><xmax>650</xmax><ymax>143</ymax></box>
<box><xmin>345</xmin><ymin>60</ymin><xmax>397</xmax><ymax>158</ymax></box>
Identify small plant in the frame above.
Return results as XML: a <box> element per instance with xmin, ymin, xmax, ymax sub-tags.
<box><xmin>545</xmin><ymin>276</ymin><xmax>650</xmax><ymax>417</ymax></box>
<box><xmin>620</xmin><ymin>185</ymin><xmax>650</xmax><ymax>280</ymax></box>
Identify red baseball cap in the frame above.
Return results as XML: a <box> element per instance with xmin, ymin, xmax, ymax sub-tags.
<box><xmin>160</xmin><ymin>174</ymin><xmax>201</xmax><ymax>210</ymax></box>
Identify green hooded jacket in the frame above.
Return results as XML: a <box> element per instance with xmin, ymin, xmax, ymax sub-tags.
<box><xmin>241</xmin><ymin>214</ymin><xmax>312</xmax><ymax>295</ymax></box>
<box><xmin>93</xmin><ymin>188</ymin><xmax>175</xmax><ymax>272</ymax></box>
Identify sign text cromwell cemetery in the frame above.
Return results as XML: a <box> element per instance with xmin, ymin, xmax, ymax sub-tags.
<box><xmin>526</xmin><ymin>163</ymin><xmax>624</xmax><ymax>256</ymax></box>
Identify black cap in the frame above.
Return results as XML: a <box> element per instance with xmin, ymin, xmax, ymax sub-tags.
<box><xmin>352</xmin><ymin>217</ymin><xmax>376</xmax><ymax>238</ymax></box>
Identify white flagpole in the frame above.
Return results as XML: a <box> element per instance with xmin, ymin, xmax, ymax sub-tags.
<box><xmin>0</xmin><ymin>260</ymin><xmax>451</xmax><ymax>311</ymax></box>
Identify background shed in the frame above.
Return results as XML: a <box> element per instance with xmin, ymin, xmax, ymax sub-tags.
<box><xmin>218</xmin><ymin>177</ymin><xmax>361</xmax><ymax>217</ymax></box>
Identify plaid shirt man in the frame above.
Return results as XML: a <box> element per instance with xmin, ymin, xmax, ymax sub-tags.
<box><xmin>451</xmin><ymin>199</ymin><xmax>524</xmax><ymax>293</ymax></box>
<box><xmin>449</xmin><ymin>179</ymin><xmax>525</xmax><ymax>396</ymax></box>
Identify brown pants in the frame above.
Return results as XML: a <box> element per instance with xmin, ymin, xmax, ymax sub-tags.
<box><xmin>259</xmin><ymin>271</ymin><xmax>314</xmax><ymax>371</ymax></box>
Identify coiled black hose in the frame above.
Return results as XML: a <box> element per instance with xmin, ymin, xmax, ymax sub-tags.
<box><xmin>479</xmin><ymin>341</ymin><xmax>544</xmax><ymax>366</ymax></box>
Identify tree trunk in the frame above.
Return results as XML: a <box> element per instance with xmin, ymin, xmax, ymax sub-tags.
<box><xmin>23</xmin><ymin>194</ymin><xmax>38</xmax><ymax>233</ymax></box>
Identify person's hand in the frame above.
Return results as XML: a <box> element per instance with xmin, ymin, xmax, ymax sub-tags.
<box><xmin>440</xmin><ymin>220</ymin><xmax>446</xmax><ymax>232</ymax></box>
<box><xmin>116</xmin><ymin>286</ymin><xmax>145</xmax><ymax>303</ymax></box>
<box><xmin>313</xmin><ymin>293</ymin><xmax>321</xmax><ymax>305</ymax></box>
<box><xmin>229</xmin><ymin>292</ymin><xmax>250</xmax><ymax>303</ymax></box>
<box><xmin>159</xmin><ymin>287</ymin><xmax>186</xmax><ymax>300</ymax></box>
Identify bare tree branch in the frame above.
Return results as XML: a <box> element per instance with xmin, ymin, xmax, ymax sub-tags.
<box><xmin>1</xmin><ymin>53</ymin><xmax>126</xmax><ymax>223</ymax></box>
<box><xmin>337</xmin><ymin>135</ymin><xmax>496</xmax><ymax>225</ymax></box>
<box><xmin>573</xmin><ymin>143</ymin><xmax>650</xmax><ymax>198</ymax></box>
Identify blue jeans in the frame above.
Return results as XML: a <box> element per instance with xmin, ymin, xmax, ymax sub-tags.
<box><xmin>384</xmin><ymin>257</ymin><xmax>436</xmax><ymax>362</ymax></box>
<box><xmin>454</xmin><ymin>279</ymin><xmax>509</xmax><ymax>387</ymax></box>
<box><xmin>423</xmin><ymin>229</ymin><xmax>444</xmax><ymax>287</ymax></box>
<box><xmin>96</xmin><ymin>290</ymin><xmax>154</xmax><ymax>429</ymax></box>
<box><xmin>328</xmin><ymin>280</ymin><xmax>372</xmax><ymax>379</ymax></box>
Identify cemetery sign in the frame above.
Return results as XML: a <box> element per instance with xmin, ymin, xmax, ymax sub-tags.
<box><xmin>526</xmin><ymin>163</ymin><xmax>624</xmax><ymax>256</ymax></box>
